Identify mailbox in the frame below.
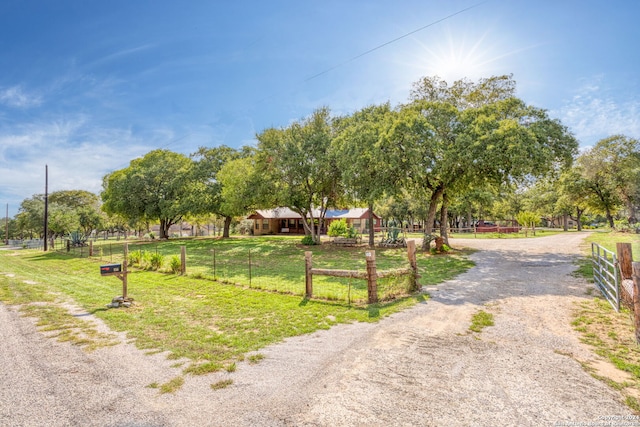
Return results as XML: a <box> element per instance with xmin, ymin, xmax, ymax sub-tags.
<box><xmin>100</xmin><ymin>264</ymin><xmax>122</xmax><ymax>276</ymax></box>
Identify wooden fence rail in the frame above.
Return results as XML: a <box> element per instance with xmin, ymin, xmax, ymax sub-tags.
<box><xmin>305</xmin><ymin>240</ymin><xmax>419</xmax><ymax>304</ymax></box>
<box><xmin>616</xmin><ymin>243</ymin><xmax>640</xmax><ymax>344</ymax></box>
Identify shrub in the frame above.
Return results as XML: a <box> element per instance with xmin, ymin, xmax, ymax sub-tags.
<box><xmin>237</xmin><ymin>219</ymin><xmax>254</xmax><ymax>235</ymax></box>
<box><xmin>68</xmin><ymin>230</ymin><xmax>87</xmax><ymax>247</ymax></box>
<box><xmin>328</xmin><ymin>219</ymin><xmax>348</xmax><ymax>237</ymax></box>
<box><xmin>345</xmin><ymin>226</ymin><xmax>359</xmax><ymax>239</ymax></box>
<box><xmin>128</xmin><ymin>250</ymin><xmax>142</xmax><ymax>266</ymax></box>
<box><xmin>301</xmin><ymin>235</ymin><xmax>317</xmax><ymax>245</ymax></box>
<box><xmin>328</xmin><ymin>219</ymin><xmax>359</xmax><ymax>238</ymax></box>
<box><xmin>141</xmin><ymin>251</ymin><xmax>153</xmax><ymax>269</ymax></box>
<box><xmin>169</xmin><ymin>255</ymin><xmax>182</xmax><ymax>274</ymax></box>
<box><xmin>150</xmin><ymin>253</ymin><xmax>165</xmax><ymax>270</ymax></box>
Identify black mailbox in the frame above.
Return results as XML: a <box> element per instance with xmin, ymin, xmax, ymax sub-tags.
<box><xmin>100</xmin><ymin>264</ymin><xmax>122</xmax><ymax>276</ymax></box>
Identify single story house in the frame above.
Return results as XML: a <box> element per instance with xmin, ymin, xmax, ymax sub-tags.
<box><xmin>326</xmin><ymin>208</ymin><xmax>382</xmax><ymax>234</ymax></box>
<box><xmin>248</xmin><ymin>207</ymin><xmax>382</xmax><ymax>236</ymax></box>
<box><xmin>248</xmin><ymin>207</ymin><xmax>307</xmax><ymax>235</ymax></box>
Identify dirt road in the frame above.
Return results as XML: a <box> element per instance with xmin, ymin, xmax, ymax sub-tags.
<box><xmin>0</xmin><ymin>232</ymin><xmax>632</xmax><ymax>426</ymax></box>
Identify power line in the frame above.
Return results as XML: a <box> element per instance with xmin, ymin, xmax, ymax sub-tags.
<box><xmin>304</xmin><ymin>1</ymin><xmax>488</xmax><ymax>82</ymax></box>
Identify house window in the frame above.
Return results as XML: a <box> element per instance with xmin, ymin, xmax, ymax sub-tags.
<box><xmin>353</xmin><ymin>219</ymin><xmax>361</xmax><ymax>228</ymax></box>
<box><xmin>262</xmin><ymin>219</ymin><xmax>269</xmax><ymax>230</ymax></box>
<box><xmin>289</xmin><ymin>219</ymin><xmax>296</xmax><ymax>227</ymax></box>
<box><xmin>255</xmin><ymin>221</ymin><xmax>259</xmax><ymax>230</ymax></box>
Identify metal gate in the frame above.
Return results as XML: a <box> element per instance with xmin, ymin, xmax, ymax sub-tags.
<box><xmin>591</xmin><ymin>243</ymin><xmax>620</xmax><ymax>311</ymax></box>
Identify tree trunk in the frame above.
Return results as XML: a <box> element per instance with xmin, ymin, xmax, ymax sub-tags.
<box><xmin>606</xmin><ymin>207</ymin><xmax>615</xmax><ymax>229</ymax></box>
<box><xmin>440</xmin><ymin>192</ymin><xmax>449</xmax><ymax>245</ymax></box>
<box><xmin>563</xmin><ymin>213</ymin><xmax>568</xmax><ymax>231</ymax></box>
<box><xmin>222</xmin><ymin>215</ymin><xmax>232</xmax><ymax>238</ymax></box>
<box><xmin>159</xmin><ymin>219</ymin><xmax>169</xmax><ymax>239</ymax></box>
<box><xmin>368</xmin><ymin>202</ymin><xmax>375</xmax><ymax>248</ymax></box>
<box><xmin>576</xmin><ymin>207</ymin><xmax>583</xmax><ymax>231</ymax></box>
<box><xmin>422</xmin><ymin>185</ymin><xmax>444</xmax><ymax>250</ymax></box>
<box><xmin>628</xmin><ymin>201</ymin><xmax>638</xmax><ymax>225</ymax></box>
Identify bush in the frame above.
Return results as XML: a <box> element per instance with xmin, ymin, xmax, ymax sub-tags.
<box><xmin>328</xmin><ymin>219</ymin><xmax>348</xmax><ymax>237</ymax></box>
<box><xmin>141</xmin><ymin>251</ymin><xmax>152</xmax><ymax>269</ymax></box>
<box><xmin>345</xmin><ymin>225</ymin><xmax>359</xmax><ymax>239</ymax></box>
<box><xmin>237</xmin><ymin>219</ymin><xmax>254</xmax><ymax>235</ymax></box>
<box><xmin>128</xmin><ymin>250</ymin><xmax>142</xmax><ymax>266</ymax></box>
<box><xmin>328</xmin><ymin>219</ymin><xmax>358</xmax><ymax>238</ymax></box>
<box><xmin>301</xmin><ymin>235</ymin><xmax>317</xmax><ymax>245</ymax></box>
<box><xmin>169</xmin><ymin>255</ymin><xmax>182</xmax><ymax>274</ymax></box>
<box><xmin>68</xmin><ymin>230</ymin><xmax>87</xmax><ymax>247</ymax></box>
<box><xmin>150</xmin><ymin>253</ymin><xmax>165</xmax><ymax>270</ymax></box>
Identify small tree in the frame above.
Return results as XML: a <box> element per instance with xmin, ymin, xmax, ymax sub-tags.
<box><xmin>516</xmin><ymin>211</ymin><xmax>540</xmax><ymax>237</ymax></box>
<box><xmin>328</xmin><ymin>219</ymin><xmax>348</xmax><ymax>237</ymax></box>
<box><xmin>327</xmin><ymin>219</ymin><xmax>358</xmax><ymax>239</ymax></box>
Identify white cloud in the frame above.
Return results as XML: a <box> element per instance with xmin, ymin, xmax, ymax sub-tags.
<box><xmin>557</xmin><ymin>76</ymin><xmax>640</xmax><ymax>146</ymax></box>
<box><xmin>0</xmin><ymin>85</ymin><xmax>42</xmax><ymax>109</ymax></box>
<box><xmin>0</xmin><ymin>116</ymin><xmax>154</xmax><ymax>214</ymax></box>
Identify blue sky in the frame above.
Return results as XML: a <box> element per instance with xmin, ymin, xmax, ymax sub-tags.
<box><xmin>1</xmin><ymin>0</ymin><xmax>639</xmax><ymax>217</ymax></box>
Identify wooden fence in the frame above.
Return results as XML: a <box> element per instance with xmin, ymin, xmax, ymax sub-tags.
<box><xmin>305</xmin><ymin>240</ymin><xmax>419</xmax><ymax>304</ymax></box>
<box><xmin>616</xmin><ymin>243</ymin><xmax>640</xmax><ymax>344</ymax></box>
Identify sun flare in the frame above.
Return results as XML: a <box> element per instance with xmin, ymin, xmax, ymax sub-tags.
<box><xmin>394</xmin><ymin>23</ymin><xmax>528</xmax><ymax>84</ymax></box>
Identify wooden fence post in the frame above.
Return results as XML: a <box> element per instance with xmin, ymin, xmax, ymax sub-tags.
<box><xmin>123</xmin><ymin>243</ymin><xmax>128</xmax><ymax>299</ymax></box>
<box><xmin>407</xmin><ymin>239</ymin><xmax>418</xmax><ymax>291</ymax></box>
<box><xmin>305</xmin><ymin>251</ymin><xmax>313</xmax><ymax>298</ymax></box>
<box><xmin>89</xmin><ymin>240</ymin><xmax>93</xmax><ymax>257</ymax></box>
<box><xmin>633</xmin><ymin>262</ymin><xmax>640</xmax><ymax>344</ymax></box>
<box><xmin>617</xmin><ymin>243</ymin><xmax>633</xmax><ymax>280</ymax></box>
<box><xmin>180</xmin><ymin>245</ymin><xmax>186</xmax><ymax>275</ymax></box>
<box><xmin>366</xmin><ymin>250</ymin><xmax>378</xmax><ymax>304</ymax></box>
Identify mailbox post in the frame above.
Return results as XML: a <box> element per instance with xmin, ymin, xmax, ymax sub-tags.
<box><xmin>100</xmin><ymin>243</ymin><xmax>132</xmax><ymax>307</ymax></box>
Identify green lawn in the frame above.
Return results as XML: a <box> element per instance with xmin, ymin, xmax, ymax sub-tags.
<box><xmin>57</xmin><ymin>235</ymin><xmax>473</xmax><ymax>302</ymax></box>
<box><xmin>0</xmin><ymin>236</ymin><xmax>473</xmax><ymax>376</ymax></box>
<box><xmin>583</xmin><ymin>231</ymin><xmax>639</xmax><ymax>261</ymax></box>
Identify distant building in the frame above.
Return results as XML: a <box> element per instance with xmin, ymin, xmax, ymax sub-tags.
<box><xmin>248</xmin><ymin>207</ymin><xmax>381</xmax><ymax>236</ymax></box>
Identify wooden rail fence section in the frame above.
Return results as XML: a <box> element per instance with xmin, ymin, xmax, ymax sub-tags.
<box><xmin>616</xmin><ymin>243</ymin><xmax>640</xmax><ymax>344</ymax></box>
<box><xmin>305</xmin><ymin>240</ymin><xmax>419</xmax><ymax>304</ymax></box>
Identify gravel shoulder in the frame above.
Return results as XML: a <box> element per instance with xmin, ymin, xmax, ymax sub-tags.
<box><xmin>1</xmin><ymin>232</ymin><xmax>633</xmax><ymax>426</ymax></box>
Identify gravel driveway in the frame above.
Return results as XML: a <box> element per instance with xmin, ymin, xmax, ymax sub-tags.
<box><xmin>1</xmin><ymin>232</ymin><xmax>633</xmax><ymax>426</ymax></box>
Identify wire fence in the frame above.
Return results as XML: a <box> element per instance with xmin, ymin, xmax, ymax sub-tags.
<box><xmin>22</xmin><ymin>238</ymin><xmax>417</xmax><ymax>304</ymax></box>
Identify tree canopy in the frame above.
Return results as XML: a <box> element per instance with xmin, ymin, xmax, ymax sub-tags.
<box><xmin>398</xmin><ymin>75</ymin><xmax>578</xmax><ymax>246</ymax></box>
<box><xmin>101</xmin><ymin>149</ymin><xmax>195</xmax><ymax>239</ymax></box>
<box><xmin>256</xmin><ymin>107</ymin><xmax>340</xmax><ymax>244</ymax></box>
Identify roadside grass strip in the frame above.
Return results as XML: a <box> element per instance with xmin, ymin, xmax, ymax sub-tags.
<box><xmin>573</xmin><ymin>297</ymin><xmax>640</xmax><ymax>412</ymax></box>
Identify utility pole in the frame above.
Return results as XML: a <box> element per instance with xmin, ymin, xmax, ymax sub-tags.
<box><xmin>44</xmin><ymin>165</ymin><xmax>48</xmax><ymax>251</ymax></box>
<box><xmin>4</xmin><ymin>203</ymin><xmax>8</xmax><ymax>245</ymax></box>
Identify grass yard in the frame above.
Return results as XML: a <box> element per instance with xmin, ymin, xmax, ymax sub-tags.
<box><xmin>58</xmin><ymin>235</ymin><xmax>473</xmax><ymax>302</ymax></box>
<box><xmin>0</xmin><ymin>235</ymin><xmax>473</xmax><ymax>376</ymax></box>
<box><xmin>583</xmin><ymin>231</ymin><xmax>639</xmax><ymax>261</ymax></box>
<box><xmin>571</xmin><ymin>230</ymin><xmax>640</xmax><ymax>411</ymax></box>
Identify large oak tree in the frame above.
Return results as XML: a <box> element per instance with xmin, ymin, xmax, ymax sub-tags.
<box><xmin>256</xmin><ymin>107</ymin><xmax>340</xmax><ymax>244</ymax></box>
<box><xmin>399</xmin><ymin>75</ymin><xmax>577</xmax><ymax>248</ymax></box>
<box><xmin>101</xmin><ymin>149</ymin><xmax>195</xmax><ymax>239</ymax></box>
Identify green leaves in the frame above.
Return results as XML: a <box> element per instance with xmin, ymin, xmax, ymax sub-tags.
<box><xmin>101</xmin><ymin>149</ymin><xmax>194</xmax><ymax>238</ymax></box>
